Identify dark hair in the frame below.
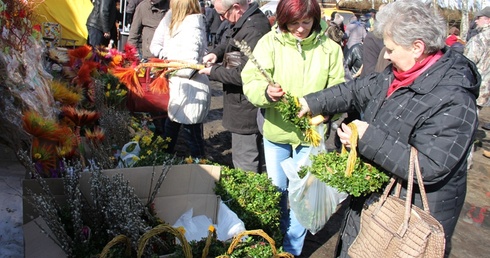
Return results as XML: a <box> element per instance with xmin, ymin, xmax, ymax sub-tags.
<box><xmin>275</xmin><ymin>0</ymin><xmax>322</xmax><ymax>33</ymax></box>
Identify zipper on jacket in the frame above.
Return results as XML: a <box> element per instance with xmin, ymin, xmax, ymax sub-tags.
<box><xmin>296</xmin><ymin>40</ymin><xmax>302</xmax><ymax>53</ymax></box>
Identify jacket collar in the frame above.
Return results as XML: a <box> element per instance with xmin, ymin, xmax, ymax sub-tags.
<box><xmin>406</xmin><ymin>47</ymin><xmax>481</xmax><ymax>99</ymax></box>
<box><xmin>232</xmin><ymin>2</ymin><xmax>260</xmax><ymax>30</ymax></box>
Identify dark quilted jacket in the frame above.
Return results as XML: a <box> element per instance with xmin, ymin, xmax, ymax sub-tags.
<box><xmin>304</xmin><ymin>48</ymin><xmax>480</xmax><ymax>256</ymax></box>
<box><xmin>208</xmin><ymin>2</ymin><xmax>271</xmax><ymax>134</ymax></box>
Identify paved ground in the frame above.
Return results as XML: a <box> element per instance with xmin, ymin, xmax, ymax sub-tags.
<box><xmin>1</xmin><ymin>107</ymin><xmax>489</xmax><ymax>257</ymax></box>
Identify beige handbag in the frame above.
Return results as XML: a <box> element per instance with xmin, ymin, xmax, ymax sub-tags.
<box><xmin>348</xmin><ymin>147</ymin><xmax>445</xmax><ymax>258</ymax></box>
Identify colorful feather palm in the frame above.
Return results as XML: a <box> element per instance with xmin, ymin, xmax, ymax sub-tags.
<box><xmin>49</xmin><ymin>80</ymin><xmax>82</xmax><ymax>106</ymax></box>
<box><xmin>32</xmin><ymin>138</ymin><xmax>57</xmax><ymax>177</ymax></box>
<box><xmin>109</xmin><ymin>59</ymin><xmax>205</xmax><ymax>96</ymax></box>
<box><xmin>61</xmin><ymin>106</ymin><xmax>100</xmax><ymax>127</ymax></box>
<box><xmin>22</xmin><ymin>110</ymin><xmax>61</xmax><ymax>141</ymax></box>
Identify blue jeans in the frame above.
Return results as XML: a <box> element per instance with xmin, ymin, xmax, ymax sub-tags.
<box><xmin>164</xmin><ymin>119</ymin><xmax>205</xmax><ymax>158</ymax></box>
<box><xmin>263</xmin><ymin>138</ymin><xmax>310</xmax><ymax>256</ymax></box>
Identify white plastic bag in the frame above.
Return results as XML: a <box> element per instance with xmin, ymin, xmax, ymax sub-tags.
<box><xmin>281</xmin><ymin>124</ymin><xmax>348</xmax><ymax>234</ymax></box>
<box><xmin>117</xmin><ymin>141</ymin><xmax>141</xmax><ymax>168</ymax></box>
<box><xmin>216</xmin><ymin>200</ymin><xmax>246</xmax><ymax>241</ymax></box>
<box><xmin>173</xmin><ymin>208</ymin><xmax>213</xmax><ymax>242</ymax></box>
<box><xmin>172</xmin><ymin>201</ymin><xmax>246</xmax><ymax>242</ymax></box>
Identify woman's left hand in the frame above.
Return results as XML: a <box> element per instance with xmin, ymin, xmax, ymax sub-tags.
<box><xmin>337</xmin><ymin>120</ymin><xmax>369</xmax><ymax>147</ymax></box>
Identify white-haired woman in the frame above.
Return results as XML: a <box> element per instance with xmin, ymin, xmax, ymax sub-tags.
<box><xmin>296</xmin><ymin>0</ymin><xmax>480</xmax><ymax>257</ymax></box>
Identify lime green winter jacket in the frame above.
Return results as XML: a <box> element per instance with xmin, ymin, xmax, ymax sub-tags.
<box><xmin>242</xmin><ymin>20</ymin><xmax>345</xmax><ymax>147</ymax></box>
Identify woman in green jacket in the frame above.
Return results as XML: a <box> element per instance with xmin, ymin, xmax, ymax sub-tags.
<box><xmin>241</xmin><ymin>0</ymin><xmax>344</xmax><ymax>255</ymax></box>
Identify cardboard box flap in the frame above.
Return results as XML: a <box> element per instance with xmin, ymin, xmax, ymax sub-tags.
<box><xmin>158</xmin><ymin>164</ymin><xmax>220</xmax><ymax>196</ymax></box>
<box><xmin>23</xmin><ymin>179</ymin><xmax>68</xmax><ymax>224</ymax></box>
<box><xmin>153</xmin><ymin>194</ymin><xmax>220</xmax><ymax>225</ymax></box>
<box><xmin>100</xmin><ymin>164</ymin><xmax>221</xmax><ymax>198</ymax></box>
<box><xmin>23</xmin><ymin>217</ymin><xmax>66</xmax><ymax>258</ymax></box>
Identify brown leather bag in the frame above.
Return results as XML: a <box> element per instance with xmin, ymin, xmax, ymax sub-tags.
<box><xmin>223</xmin><ymin>51</ymin><xmax>242</xmax><ymax>69</ymax></box>
<box><xmin>348</xmin><ymin>147</ymin><xmax>445</xmax><ymax>258</ymax></box>
<box><xmin>125</xmin><ymin>68</ymin><xmax>169</xmax><ymax>113</ymax></box>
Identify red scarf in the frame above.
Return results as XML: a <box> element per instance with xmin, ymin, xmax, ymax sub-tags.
<box><xmin>386</xmin><ymin>50</ymin><xmax>443</xmax><ymax>98</ymax></box>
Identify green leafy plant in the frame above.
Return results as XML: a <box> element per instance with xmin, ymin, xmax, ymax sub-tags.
<box><xmin>299</xmin><ymin>151</ymin><xmax>389</xmax><ymax>197</ymax></box>
<box><xmin>214</xmin><ymin>167</ymin><xmax>283</xmax><ymax>244</ymax></box>
<box><xmin>275</xmin><ymin>92</ymin><xmax>322</xmax><ymax>146</ymax></box>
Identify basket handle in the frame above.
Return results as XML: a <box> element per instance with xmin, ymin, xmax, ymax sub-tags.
<box><xmin>137</xmin><ymin>224</ymin><xmax>192</xmax><ymax>258</ymax></box>
<box><xmin>217</xmin><ymin>229</ymin><xmax>294</xmax><ymax>258</ymax></box>
<box><xmin>99</xmin><ymin>234</ymin><xmax>132</xmax><ymax>258</ymax></box>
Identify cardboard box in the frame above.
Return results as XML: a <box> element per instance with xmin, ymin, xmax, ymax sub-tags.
<box><xmin>22</xmin><ymin>164</ymin><xmax>221</xmax><ymax>257</ymax></box>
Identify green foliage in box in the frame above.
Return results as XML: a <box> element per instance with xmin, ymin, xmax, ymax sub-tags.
<box><xmin>214</xmin><ymin>166</ymin><xmax>283</xmax><ymax>243</ymax></box>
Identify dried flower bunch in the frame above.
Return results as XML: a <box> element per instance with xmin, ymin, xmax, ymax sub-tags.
<box><xmin>0</xmin><ymin>0</ymin><xmax>40</xmax><ymax>52</ymax></box>
<box><xmin>26</xmin><ymin>161</ymin><xmax>177</xmax><ymax>257</ymax></box>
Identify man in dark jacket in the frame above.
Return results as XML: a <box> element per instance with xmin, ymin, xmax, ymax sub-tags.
<box><xmin>86</xmin><ymin>0</ymin><xmax>118</xmax><ymax>48</ymax></box>
<box><xmin>127</xmin><ymin>0</ymin><xmax>169</xmax><ymax>59</ymax></box>
<box><xmin>206</xmin><ymin>6</ymin><xmax>223</xmax><ymax>48</ymax></box>
<box><xmin>199</xmin><ymin>0</ymin><xmax>271</xmax><ymax>173</ymax></box>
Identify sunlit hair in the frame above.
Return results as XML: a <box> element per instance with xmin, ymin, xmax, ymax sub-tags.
<box><xmin>169</xmin><ymin>0</ymin><xmax>201</xmax><ymax>36</ymax></box>
<box><xmin>374</xmin><ymin>0</ymin><xmax>446</xmax><ymax>54</ymax></box>
<box><xmin>275</xmin><ymin>0</ymin><xmax>322</xmax><ymax>33</ymax></box>
<box><xmin>219</xmin><ymin>0</ymin><xmax>248</xmax><ymax>10</ymax></box>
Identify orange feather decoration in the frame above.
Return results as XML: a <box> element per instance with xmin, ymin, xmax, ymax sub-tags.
<box><xmin>68</xmin><ymin>45</ymin><xmax>92</xmax><ymax>59</ymax></box>
<box><xmin>149</xmin><ymin>73</ymin><xmax>169</xmax><ymax>94</ymax></box>
<box><xmin>110</xmin><ymin>66</ymin><xmax>144</xmax><ymax>96</ymax></box>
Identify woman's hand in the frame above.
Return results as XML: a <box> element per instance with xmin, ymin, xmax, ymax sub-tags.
<box><xmin>267</xmin><ymin>83</ymin><xmax>285</xmax><ymax>102</ymax></box>
<box><xmin>297</xmin><ymin>97</ymin><xmax>310</xmax><ymax>118</ymax></box>
<box><xmin>337</xmin><ymin>120</ymin><xmax>369</xmax><ymax>148</ymax></box>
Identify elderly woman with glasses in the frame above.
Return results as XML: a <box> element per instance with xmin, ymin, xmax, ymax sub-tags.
<box><xmin>296</xmin><ymin>1</ymin><xmax>480</xmax><ymax>257</ymax></box>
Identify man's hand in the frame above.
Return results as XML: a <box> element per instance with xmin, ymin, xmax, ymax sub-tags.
<box><xmin>202</xmin><ymin>53</ymin><xmax>217</xmax><ymax>65</ymax></box>
<box><xmin>199</xmin><ymin>53</ymin><xmax>218</xmax><ymax>75</ymax></box>
<box><xmin>199</xmin><ymin>66</ymin><xmax>212</xmax><ymax>75</ymax></box>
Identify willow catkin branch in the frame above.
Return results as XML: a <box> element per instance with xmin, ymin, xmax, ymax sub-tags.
<box><xmin>235</xmin><ymin>39</ymin><xmax>325</xmax><ymax>129</ymax></box>
<box><xmin>234</xmin><ymin>39</ymin><xmax>276</xmax><ymax>87</ymax></box>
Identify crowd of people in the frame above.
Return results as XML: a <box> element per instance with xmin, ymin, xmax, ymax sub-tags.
<box><xmin>83</xmin><ymin>0</ymin><xmax>490</xmax><ymax>256</ymax></box>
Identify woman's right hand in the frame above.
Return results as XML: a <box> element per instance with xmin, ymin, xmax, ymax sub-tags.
<box><xmin>297</xmin><ymin>97</ymin><xmax>310</xmax><ymax>118</ymax></box>
<box><xmin>267</xmin><ymin>83</ymin><xmax>284</xmax><ymax>102</ymax></box>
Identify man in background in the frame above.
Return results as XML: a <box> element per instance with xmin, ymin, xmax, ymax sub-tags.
<box><xmin>465</xmin><ymin>6</ymin><xmax>490</xmax><ymax>159</ymax></box>
<box><xmin>465</xmin><ymin>7</ymin><xmax>490</xmax><ymax>122</ymax></box>
<box><xmin>199</xmin><ymin>0</ymin><xmax>270</xmax><ymax>173</ymax></box>
<box><xmin>127</xmin><ymin>0</ymin><xmax>169</xmax><ymax>59</ymax></box>
<box><xmin>86</xmin><ymin>0</ymin><xmax>118</xmax><ymax>48</ymax></box>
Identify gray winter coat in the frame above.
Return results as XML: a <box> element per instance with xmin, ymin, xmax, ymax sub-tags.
<box><xmin>304</xmin><ymin>48</ymin><xmax>480</xmax><ymax>256</ymax></box>
<box><xmin>127</xmin><ymin>0</ymin><xmax>169</xmax><ymax>59</ymax></box>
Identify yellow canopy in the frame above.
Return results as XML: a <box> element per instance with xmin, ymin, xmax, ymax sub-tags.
<box><xmin>33</xmin><ymin>0</ymin><xmax>93</xmax><ymax>46</ymax></box>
